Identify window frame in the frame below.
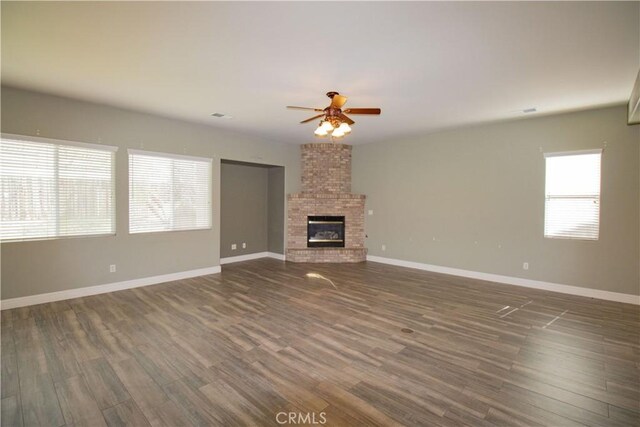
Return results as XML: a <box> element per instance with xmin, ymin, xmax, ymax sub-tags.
<box><xmin>1</xmin><ymin>133</ymin><xmax>118</xmax><ymax>243</ymax></box>
<box><xmin>127</xmin><ymin>148</ymin><xmax>213</xmax><ymax>235</ymax></box>
<box><xmin>543</xmin><ymin>148</ymin><xmax>602</xmax><ymax>241</ymax></box>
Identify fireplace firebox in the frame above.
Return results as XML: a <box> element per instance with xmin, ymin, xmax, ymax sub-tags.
<box><xmin>307</xmin><ymin>216</ymin><xmax>345</xmax><ymax>248</ymax></box>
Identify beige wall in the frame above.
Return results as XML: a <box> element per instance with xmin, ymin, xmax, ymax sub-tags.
<box><xmin>353</xmin><ymin>106</ymin><xmax>640</xmax><ymax>296</ymax></box>
<box><xmin>0</xmin><ymin>87</ymin><xmax>300</xmax><ymax>300</ymax></box>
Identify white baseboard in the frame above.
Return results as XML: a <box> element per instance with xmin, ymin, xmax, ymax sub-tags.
<box><xmin>220</xmin><ymin>252</ymin><xmax>269</xmax><ymax>264</ymax></box>
<box><xmin>0</xmin><ymin>266</ymin><xmax>222</xmax><ymax>310</ymax></box>
<box><xmin>267</xmin><ymin>252</ymin><xmax>286</xmax><ymax>261</ymax></box>
<box><xmin>367</xmin><ymin>255</ymin><xmax>639</xmax><ymax>305</ymax></box>
<box><xmin>220</xmin><ymin>251</ymin><xmax>285</xmax><ymax>264</ymax></box>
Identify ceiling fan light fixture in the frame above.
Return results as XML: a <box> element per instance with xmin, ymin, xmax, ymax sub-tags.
<box><xmin>337</xmin><ymin>122</ymin><xmax>351</xmax><ymax>133</ymax></box>
<box><xmin>287</xmin><ymin>91</ymin><xmax>381</xmax><ymax>139</ymax></box>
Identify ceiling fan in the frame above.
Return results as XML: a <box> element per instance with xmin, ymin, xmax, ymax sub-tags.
<box><xmin>287</xmin><ymin>91</ymin><xmax>381</xmax><ymax>138</ymax></box>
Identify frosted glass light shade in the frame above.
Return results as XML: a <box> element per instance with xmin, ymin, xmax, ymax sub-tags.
<box><xmin>314</xmin><ymin>126</ymin><xmax>328</xmax><ymax>136</ymax></box>
<box><xmin>337</xmin><ymin>122</ymin><xmax>351</xmax><ymax>133</ymax></box>
<box><xmin>332</xmin><ymin>128</ymin><xmax>345</xmax><ymax>138</ymax></box>
<box><xmin>321</xmin><ymin>121</ymin><xmax>334</xmax><ymax>131</ymax></box>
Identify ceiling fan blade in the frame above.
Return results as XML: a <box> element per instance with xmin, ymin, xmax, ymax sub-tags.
<box><xmin>337</xmin><ymin>113</ymin><xmax>355</xmax><ymax>125</ymax></box>
<box><xmin>343</xmin><ymin>108</ymin><xmax>381</xmax><ymax>115</ymax></box>
<box><xmin>330</xmin><ymin>95</ymin><xmax>348</xmax><ymax>109</ymax></box>
<box><xmin>300</xmin><ymin>114</ymin><xmax>325</xmax><ymax>124</ymax></box>
<box><xmin>287</xmin><ymin>106</ymin><xmax>324</xmax><ymax>111</ymax></box>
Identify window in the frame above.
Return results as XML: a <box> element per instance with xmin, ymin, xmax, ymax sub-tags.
<box><xmin>128</xmin><ymin>149</ymin><xmax>212</xmax><ymax>234</ymax></box>
<box><xmin>544</xmin><ymin>149</ymin><xmax>602</xmax><ymax>240</ymax></box>
<box><xmin>1</xmin><ymin>135</ymin><xmax>116</xmax><ymax>241</ymax></box>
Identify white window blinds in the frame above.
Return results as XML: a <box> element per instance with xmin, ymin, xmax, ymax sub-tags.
<box><xmin>544</xmin><ymin>150</ymin><xmax>602</xmax><ymax>240</ymax></box>
<box><xmin>1</xmin><ymin>135</ymin><xmax>116</xmax><ymax>241</ymax></box>
<box><xmin>128</xmin><ymin>150</ymin><xmax>212</xmax><ymax>234</ymax></box>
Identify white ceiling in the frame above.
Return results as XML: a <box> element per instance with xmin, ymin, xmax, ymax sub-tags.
<box><xmin>2</xmin><ymin>2</ymin><xmax>639</xmax><ymax>145</ymax></box>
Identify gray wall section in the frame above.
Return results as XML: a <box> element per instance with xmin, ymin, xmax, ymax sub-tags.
<box><xmin>220</xmin><ymin>162</ymin><xmax>269</xmax><ymax>258</ymax></box>
<box><xmin>0</xmin><ymin>86</ymin><xmax>300</xmax><ymax>300</ymax></box>
<box><xmin>353</xmin><ymin>106</ymin><xmax>640</xmax><ymax>296</ymax></box>
<box><xmin>220</xmin><ymin>162</ymin><xmax>285</xmax><ymax>258</ymax></box>
<box><xmin>268</xmin><ymin>167</ymin><xmax>285</xmax><ymax>254</ymax></box>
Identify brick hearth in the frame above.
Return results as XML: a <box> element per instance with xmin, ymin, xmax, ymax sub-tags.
<box><xmin>286</xmin><ymin>143</ymin><xmax>367</xmax><ymax>263</ymax></box>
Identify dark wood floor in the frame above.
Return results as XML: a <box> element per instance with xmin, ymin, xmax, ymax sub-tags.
<box><xmin>1</xmin><ymin>259</ymin><xmax>639</xmax><ymax>426</ymax></box>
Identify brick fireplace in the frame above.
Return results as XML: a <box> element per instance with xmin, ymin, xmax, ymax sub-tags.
<box><xmin>286</xmin><ymin>143</ymin><xmax>367</xmax><ymax>262</ymax></box>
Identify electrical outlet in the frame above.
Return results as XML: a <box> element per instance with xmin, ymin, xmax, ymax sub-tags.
<box><xmin>231</xmin><ymin>244</ymin><xmax>237</xmax><ymax>250</ymax></box>
<box><xmin>523</xmin><ymin>262</ymin><xmax>529</xmax><ymax>270</ymax></box>
<box><xmin>368</xmin><ymin>210</ymin><xmax>374</xmax><ymax>216</ymax></box>
<box><xmin>109</xmin><ymin>264</ymin><xmax>116</xmax><ymax>273</ymax></box>
<box><xmin>242</xmin><ymin>242</ymin><xmax>246</xmax><ymax>249</ymax></box>
<box><xmin>381</xmin><ymin>244</ymin><xmax>386</xmax><ymax>251</ymax></box>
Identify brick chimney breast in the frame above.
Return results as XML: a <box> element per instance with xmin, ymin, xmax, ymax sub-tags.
<box><xmin>301</xmin><ymin>143</ymin><xmax>352</xmax><ymax>194</ymax></box>
<box><xmin>286</xmin><ymin>143</ymin><xmax>367</xmax><ymax>263</ymax></box>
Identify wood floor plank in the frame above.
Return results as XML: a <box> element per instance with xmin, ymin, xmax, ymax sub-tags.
<box><xmin>81</xmin><ymin>358</ymin><xmax>131</xmax><ymax>410</ymax></box>
<box><xmin>1</xmin><ymin>259</ymin><xmax>638</xmax><ymax>426</ymax></box>
<box><xmin>1</xmin><ymin>327</ymin><xmax>19</xmax><ymax>399</ymax></box>
<box><xmin>110</xmin><ymin>358</ymin><xmax>168</xmax><ymax>421</ymax></box>
<box><xmin>13</xmin><ymin>317</ymin><xmax>48</xmax><ymax>381</ymax></box>
<box><xmin>198</xmin><ymin>379</ymin><xmax>267</xmax><ymax>425</ymax></box>
<box><xmin>55</xmin><ymin>375</ymin><xmax>107</xmax><ymax>426</ymax></box>
<box><xmin>349</xmin><ymin>380</ymin><xmax>449</xmax><ymax>424</ymax></box>
<box><xmin>342</xmin><ymin>362</ymin><xmax>451</xmax><ymax>419</ymax></box>
<box><xmin>102</xmin><ymin>399</ymin><xmax>151</xmax><ymax>427</ymax></box>
<box><xmin>209</xmin><ymin>358</ymin><xmax>291</xmax><ymax>416</ymax></box>
<box><xmin>58</xmin><ymin>310</ymin><xmax>104</xmax><ymax>362</ymax></box>
<box><xmin>130</xmin><ymin>345</ymin><xmax>182</xmax><ymax>386</ymax></box>
<box><xmin>609</xmin><ymin>404</ymin><xmax>640</xmax><ymax>426</ymax></box>
<box><xmin>147</xmin><ymin>400</ymin><xmax>192</xmax><ymax>427</ymax></box>
<box><xmin>151</xmin><ymin>343</ymin><xmax>219</xmax><ymax>390</ymax></box>
<box><xmin>20</xmin><ymin>373</ymin><xmax>65</xmax><ymax>427</ymax></box>
<box><xmin>160</xmin><ymin>379</ymin><xmax>228</xmax><ymax>425</ymax></box>
<box><xmin>501</xmin><ymin>382</ymin><xmax>634</xmax><ymax>427</ymax></box>
<box><xmin>37</xmin><ymin>317</ymin><xmax>82</xmax><ymax>382</ymax></box>
<box><xmin>251</xmin><ymin>358</ymin><xmax>329</xmax><ymax>413</ymax></box>
<box><xmin>1</xmin><ymin>395</ymin><xmax>23</xmax><ymax>427</ymax></box>
<box><xmin>313</xmin><ymin>381</ymin><xmax>401</xmax><ymax>426</ymax></box>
